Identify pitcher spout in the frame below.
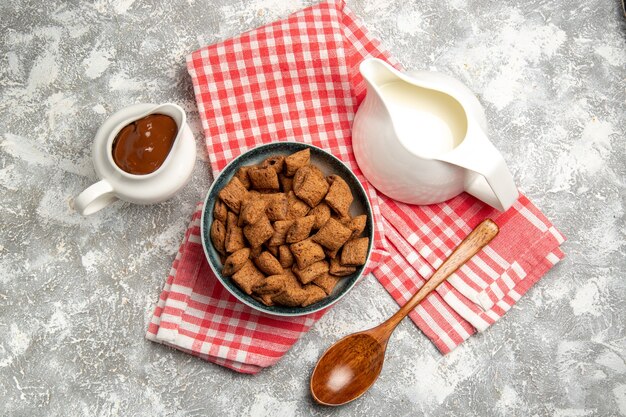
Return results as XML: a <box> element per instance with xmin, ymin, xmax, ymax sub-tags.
<box><xmin>436</xmin><ymin>121</ymin><xmax>519</xmax><ymax>211</ymax></box>
<box><xmin>359</xmin><ymin>58</ymin><xmax>403</xmax><ymax>89</ymax></box>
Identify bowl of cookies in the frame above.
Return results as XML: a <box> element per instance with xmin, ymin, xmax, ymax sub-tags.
<box><xmin>200</xmin><ymin>142</ymin><xmax>373</xmax><ymax>316</ymax></box>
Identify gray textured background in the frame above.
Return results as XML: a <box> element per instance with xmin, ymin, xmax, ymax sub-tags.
<box><xmin>1</xmin><ymin>0</ymin><xmax>625</xmax><ymax>416</ymax></box>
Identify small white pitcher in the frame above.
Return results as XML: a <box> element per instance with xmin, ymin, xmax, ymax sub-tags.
<box><xmin>352</xmin><ymin>58</ymin><xmax>518</xmax><ymax>211</ymax></box>
<box><xmin>74</xmin><ymin>103</ymin><xmax>196</xmax><ymax>215</ymax></box>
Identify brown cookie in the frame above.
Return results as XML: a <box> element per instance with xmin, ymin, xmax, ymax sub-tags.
<box><xmin>252</xmin><ymin>293</ymin><xmax>274</xmax><ymax>306</ymax></box>
<box><xmin>238</xmin><ymin>197</ymin><xmax>268</xmax><ymax>226</ymax></box>
<box><xmin>270</xmin><ymin>271</ymin><xmax>308</xmax><ymax>307</ymax></box>
<box><xmin>313</xmin><ymin>272</ymin><xmax>342</xmax><ymax>295</ymax></box>
<box><xmin>243</xmin><ymin>215</ymin><xmax>274</xmax><ymax>247</ymax></box>
<box><xmin>234</xmin><ymin>166</ymin><xmax>251</xmax><ymax>189</ymax></box>
<box><xmin>213</xmin><ymin>199</ymin><xmax>228</xmax><ymax>223</ymax></box>
<box><xmin>286</xmin><ymin>191</ymin><xmax>310</xmax><ymax>219</ymax></box>
<box><xmin>248</xmin><ymin>166</ymin><xmax>280</xmax><ymax>191</ymax></box>
<box><xmin>222</xmin><ymin>248</ymin><xmax>251</xmax><ymax>276</ymax></box>
<box><xmin>340</xmin><ymin>237</ymin><xmax>369</xmax><ymax>266</ymax></box>
<box><xmin>210</xmin><ymin>219</ymin><xmax>226</xmax><ymax>255</ymax></box>
<box><xmin>329</xmin><ymin>257</ymin><xmax>357</xmax><ymax>277</ymax></box>
<box><xmin>346</xmin><ymin>214</ymin><xmax>367</xmax><ymax>240</ymax></box>
<box><xmin>231</xmin><ymin>260</ymin><xmax>265</xmax><ymax>295</ymax></box>
<box><xmin>254</xmin><ymin>251</ymin><xmax>283</xmax><ymax>276</ymax></box>
<box><xmin>218</xmin><ymin>177</ymin><xmax>248</xmax><ymax>214</ymax></box>
<box><xmin>267</xmin><ymin>219</ymin><xmax>294</xmax><ymax>247</ymax></box>
<box><xmin>301</xmin><ymin>284</ymin><xmax>327</xmax><ymax>307</ymax></box>
<box><xmin>284</xmin><ymin>148</ymin><xmax>310</xmax><ymax>177</ymax></box>
<box><xmin>290</xmin><ymin>239</ymin><xmax>325</xmax><ymax>269</ymax></box>
<box><xmin>272</xmin><ymin>288</ymin><xmax>308</xmax><ymax>307</ymax></box>
<box><xmin>331</xmin><ymin>212</ymin><xmax>352</xmax><ymax>225</ymax></box>
<box><xmin>292</xmin><ymin>260</ymin><xmax>329</xmax><ymax>284</ymax></box>
<box><xmin>261</xmin><ymin>155</ymin><xmax>285</xmax><ymax>174</ymax></box>
<box><xmin>312</xmin><ymin>217</ymin><xmax>352</xmax><ymax>251</ymax></box>
<box><xmin>325</xmin><ymin>175</ymin><xmax>353</xmax><ymax>217</ymax></box>
<box><xmin>293</xmin><ymin>165</ymin><xmax>329</xmax><ymax>207</ymax></box>
<box><xmin>263</xmin><ymin>193</ymin><xmax>288</xmax><ymax>221</ymax></box>
<box><xmin>286</xmin><ymin>215</ymin><xmax>315</xmax><ymax>244</ymax></box>
<box><xmin>278</xmin><ymin>245</ymin><xmax>294</xmax><ymax>268</ymax></box>
<box><xmin>308</xmin><ymin>202</ymin><xmax>331</xmax><ymax>230</ymax></box>
<box><xmin>252</xmin><ymin>274</ymin><xmax>288</xmax><ymax>295</ymax></box>
<box><xmin>225</xmin><ymin>211</ymin><xmax>246</xmax><ymax>253</ymax></box>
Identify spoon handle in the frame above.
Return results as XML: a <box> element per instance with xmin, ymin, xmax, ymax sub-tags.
<box><xmin>385</xmin><ymin>219</ymin><xmax>499</xmax><ymax>331</ymax></box>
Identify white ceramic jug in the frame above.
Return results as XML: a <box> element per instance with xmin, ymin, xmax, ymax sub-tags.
<box><xmin>74</xmin><ymin>103</ymin><xmax>196</xmax><ymax>215</ymax></box>
<box><xmin>352</xmin><ymin>58</ymin><xmax>518</xmax><ymax>211</ymax></box>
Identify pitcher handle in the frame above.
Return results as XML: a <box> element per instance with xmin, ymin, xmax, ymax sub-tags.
<box><xmin>439</xmin><ymin>124</ymin><xmax>519</xmax><ymax>211</ymax></box>
<box><xmin>74</xmin><ymin>179</ymin><xmax>118</xmax><ymax>215</ymax></box>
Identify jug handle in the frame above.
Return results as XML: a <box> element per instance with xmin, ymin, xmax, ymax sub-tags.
<box><xmin>438</xmin><ymin>125</ymin><xmax>519</xmax><ymax>212</ymax></box>
<box><xmin>74</xmin><ymin>179</ymin><xmax>118</xmax><ymax>216</ymax></box>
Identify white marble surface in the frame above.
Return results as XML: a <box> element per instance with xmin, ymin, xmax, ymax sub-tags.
<box><xmin>1</xmin><ymin>0</ymin><xmax>625</xmax><ymax>416</ymax></box>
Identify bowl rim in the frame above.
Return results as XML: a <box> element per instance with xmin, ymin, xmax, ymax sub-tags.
<box><xmin>200</xmin><ymin>142</ymin><xmax>374</xmax><ymax>317</ymax></box>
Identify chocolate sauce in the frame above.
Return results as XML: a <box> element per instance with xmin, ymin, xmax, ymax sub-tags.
<box><xmin>112</xmin><ymin>114</ymin><xmax>178</xmax><ymax>175</ymax></box>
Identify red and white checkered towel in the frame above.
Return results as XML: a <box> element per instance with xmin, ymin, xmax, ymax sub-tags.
<box><xmin>146</xmin><ymin>0</ymin><xmax>565</xmax><ymax>373</ymax></box>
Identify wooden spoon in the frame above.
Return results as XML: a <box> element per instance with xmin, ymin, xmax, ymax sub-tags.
<box><xmin>310</xmin><ymin>219</ymin><xmax>499</xmax><ymax>406</ymax></box>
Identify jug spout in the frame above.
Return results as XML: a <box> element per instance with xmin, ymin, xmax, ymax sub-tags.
<box><xmin>359</xmin><ymin>58</ymin><xmax>403</xmax><ymax>89</ymax></box>
<box><xmin>436</xmin><ymin>121</ymin><xmax>519</xmax><ymax>212</ymax></box>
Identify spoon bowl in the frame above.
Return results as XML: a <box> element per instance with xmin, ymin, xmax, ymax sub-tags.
<box><xmin>310</xmin><ymin>219</ymin><xmax>500</xmax><ymax>406</ymax></box>
<box><xmin>311</xmin><ymin>332</ymin><xmax>387</xmax><ymax>406</ymax></box>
